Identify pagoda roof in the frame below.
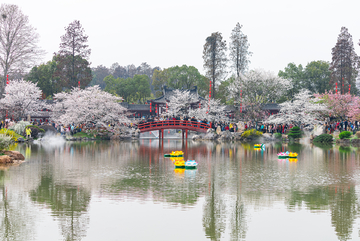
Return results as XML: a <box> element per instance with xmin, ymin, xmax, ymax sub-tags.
<box><xmin>151</xmin><ymin>86</ymin><xmax>205</xmax><ymax>104</ymax></box>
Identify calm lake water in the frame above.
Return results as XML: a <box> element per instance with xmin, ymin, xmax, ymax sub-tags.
<box><xmin>1</xmin><ymin>139</ymin><xmax>360</xmax><ymax>241</ymax></box>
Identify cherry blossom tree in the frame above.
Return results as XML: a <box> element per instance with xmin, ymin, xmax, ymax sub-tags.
<box><xmin>167</xmin><ymin>89</ymin><xmax>197</xmax><ymax>117</ymax></box>
<box><xmin>314</xmin><ymin>91</ymin><xmax>360</xmax><ymax>120</ymax></box>
<box><xmin>228</xmin><ymin>69</ymin><xmax>292</xmax><ymax>122</ymax></box>
<box><xmin>266</xmin><ymin>89</ymin><xmax>328</xmax><ymax>126</ymax></box>
<box><xmin>0</xmin><ymin>79</ymin><xmax>47</xmax><ymax>119</ymax></box>
<box><xmin>188</xmin><ymin>98</ymin><xmax>226</xmax><ymax>121</ymax></box>
<box><xmin>51</xmin><ymin>85</ymin><xmax>129</xmax><ymax>126</ymax></box>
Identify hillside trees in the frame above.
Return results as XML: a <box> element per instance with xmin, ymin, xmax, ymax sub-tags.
<box><xmin>203</xmin><ymin>32</ymin><xmax>227</xmax><ymax>99</ymax></box>
<box><xmin>55</xmin><ymin>20</ymin><xmax>92</xmax><ymax>89</ymax></box>
<box><xmin>152</xmin><ymin>65</ymin><xmax>208</xmax><ymax>97</ymax></box>
<box><xmin>0</xmin><ymin>4</ymin><xmax>43</xmax><ymax>97</ymax></box>
<box><xmin>329</xmin><ymin>27</ymin><xmax>359</xmax><ymax>95</ymax></box>
<box><xmin>279</xmin><ymin>61</ymin><xmax>332</xmax><ymax>97</ymax></box>
<box><xmin>104</xmin><ymin>74</ymin><xmax>151</xmax><ymax>103</ymax></box>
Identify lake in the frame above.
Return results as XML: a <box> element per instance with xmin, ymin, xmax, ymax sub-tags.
<box><xmin>1</xmin><ymin>139</ymin><xmax>360</xmax><ymax>241</ymax></box>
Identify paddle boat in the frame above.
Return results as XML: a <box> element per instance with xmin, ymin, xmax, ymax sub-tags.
<box><xmin>288</xmin><ymin>152</ymin><xmax>298</xmax><ymax>158</ymax></box>
<box><xmin>174</xmin><ymin>159</ymin><xmax>185</xmax><ymax>168</ymax></box>
<box><xmin>170</xmin><ymin>151</ymin><xmax>184</xmax><ymax>157</ymax></box>
<box><xmin>277</xmin><ymin>151</ymin><xmax>289</xmax><ymax>159</ymax></box>
<box><xmin>185</xmin><ymin>160</ymin><xmax>198</xmax><ymax>169</ymax></box>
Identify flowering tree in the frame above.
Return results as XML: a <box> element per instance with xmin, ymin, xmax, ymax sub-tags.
<box><xmin>51</xmin><ymin>85</ymin><xmax>129</xmax><ymax>126</ymax></box>
<box><xmin>0</xmin><ymin>79</ymin><xmax>47</xmax><ymax>119</ymax></box>
<box><xmin>266</xmin><ymin>89</ymin><xmax>328</xmax><ymax>126</ymax></box>
<box><xmin>314</xmin><ymin>91</ymin><xmax>360</xmax><ymax>120</ymax></box>
<box><xmin>228</xmin><ymin>69</ymin><xmax>292</xmax><ymax>122</ymax></box>
<box><xmin>167</xmin><ymin>89</ymin><xmax>197</xmax><ymax>117</ymax></box>
<box><xmin>188</xmin><ymin>98</ymin><xmax>226</xmax><ymax>121</ymax></box>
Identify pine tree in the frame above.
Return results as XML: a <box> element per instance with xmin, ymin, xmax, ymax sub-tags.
<box><xmin>229</xmin><ymin>23</ymin><xmax>252</xmax><ymax>77</ymax></box>
<box><xmin>329</xmin><ymin>27</ymin><xmax>359</xmax><ymax>95</ymax></box>
<box><xmin>202</xmin><ymin>32</ymin><xmax>227</xmax><ymax>98</ymax></box>
<box><xmin>55</xmin><ymin>20</ymin><xmax>92</xmax><ymax>89</ymax></box>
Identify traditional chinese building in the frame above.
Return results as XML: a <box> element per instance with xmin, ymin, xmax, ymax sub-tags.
<box><xmin>149</xmin><ymin>86</ymin><xmax>205</xmax><ymax>117</ymax></box>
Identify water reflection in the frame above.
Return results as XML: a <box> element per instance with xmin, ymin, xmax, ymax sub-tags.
<box><xmin>0</xmin><ymin>140</ymin><xmax>360</xmax><ymax>240</ymax></box>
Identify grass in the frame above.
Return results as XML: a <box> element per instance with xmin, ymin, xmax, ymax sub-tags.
<box><xmin>73</xmin><ymin>132</ymin><xmax>93</xmax><ymax>138</ymax></box>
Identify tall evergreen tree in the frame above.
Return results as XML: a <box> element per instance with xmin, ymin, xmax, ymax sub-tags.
<box><xmin>229</xmin><ymin>23</ymin><xmax>252</xmax><ymax>77</ymax></box>
<box><xmin>55</xmin><ymin>20</ymin><xmax>92</xmax><ymax>89</ymax></box>
<box><xmin>329</xmin><ymin>27</ymin><xmax>358</xmax><ymax>95</ymax></box>
<box><xmin>203</xmin><ymin>32</ymin><xmax>227</xmax><ymax>98</ymax></box>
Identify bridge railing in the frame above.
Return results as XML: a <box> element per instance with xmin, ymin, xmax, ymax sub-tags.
<box><xmin>138</xmin><ymin>120</ymin><xmax>211</xmax><ymax>132</ymax></box>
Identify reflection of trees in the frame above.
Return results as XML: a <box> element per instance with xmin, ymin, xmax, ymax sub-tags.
<box><xmin>0</xmin><ymin>170</ymin><xmax>35</xmax><ymax>241</ymax></box>
<box><xmin>30</xmin><ymin>174</ymin><xmax>91</xmax><ymax>241</ymax></box>
<box><xmin>105</xmin><ymin>162</ymin><xmax>206</xmax><ymax>206</ymax></box>
<box><xmin>203</xmin><ymin>180</ymin><xmax>226</xmax><ymax>240</ymax></box>
<box><xmin>286</xmin><ymin>185</ymin><xmax>358</xmax><ymax>241</ymax></box>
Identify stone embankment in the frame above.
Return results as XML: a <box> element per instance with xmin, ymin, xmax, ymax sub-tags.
<box><xmin>0</xmin><ymin>151</ymin><xmax>25</xmax><ymax>164</ymax></box>
<box><xmin>192</xmin><ymin>129</ymin><xmax>276</xmax><ymax>142</ymax></box>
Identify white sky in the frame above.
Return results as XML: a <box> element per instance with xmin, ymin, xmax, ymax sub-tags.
<box><xmin>5</xmin><ymin>0</ymin><xmax>360</xmax><ymax>75</ymax></box>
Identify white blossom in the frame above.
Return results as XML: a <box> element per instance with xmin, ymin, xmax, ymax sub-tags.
<box><xmin>266</xmin><ymin>89</ymin><xmax>328</xmax><ymax>125</ymax></box>
<box><xmin>51</xmin><ymin>85</ymin><xmax>129</xmax><ymax>126</ymax></box>
<box><xmin>229</xmin><ymin>69</ymin><xmax>292</xmax><ymax>104</ymax></box>
<box><xmin>0</xmin><ymin>79</ymin><xmax>47</xmax><ymax>119</ymax></box>
<box><xmin>188</xmin><ymin>98</ymin><xmax>226</xmax><ymax>122</ymax></box>
<box><xmin>167</xmin><ymin>89</ymin><xmax>197</xmax><ymax>117</ymax></box>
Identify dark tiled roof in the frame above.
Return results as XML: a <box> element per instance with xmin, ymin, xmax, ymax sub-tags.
<box><xmin>262</xmin><ymin>103</ymin><xmax>280</xmax><ymax>110</ymax></box>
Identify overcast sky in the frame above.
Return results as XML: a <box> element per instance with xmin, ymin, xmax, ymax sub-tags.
<box><xmin>6</xmin><ymin>0</ymin><xmax>360</xmax><ymax>75</ymax></box>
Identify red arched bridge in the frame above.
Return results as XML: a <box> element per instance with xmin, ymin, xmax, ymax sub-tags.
<box><xmin>138</xmin><ymin>120</ymin><xmax>211</xmax><ymax>139</ymax></box>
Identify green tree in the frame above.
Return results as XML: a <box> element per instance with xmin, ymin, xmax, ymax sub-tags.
<box><xmin>152</xmin><ymin>65</ymin><xmax>208</xmax><ymax>97</ymax></box>
<box><xmin>56</xmin><ymin>20</ymin><xmax>92</xmax><ymax>89</ymax></box>
<box><xmin>27</xmin><ymin>58</ymin><xmax>60</xmax><ymax>98</ymax></box>
<box><xmin>90</xmin><ymin>65</ymin><xmax>110</xmax><ymax>89</ymax></box>
<box><xmin>278</xmin><ymin>63</ymin><xmax>304</xmax><ymax>100</ymax></box>
<box><xmin>305</xmin><ymin>60</ymin><xmax>331</xmax><ymax>94</ymax></box>
<box><xmin>330</xmin><ymin>27</ymin><xmax>359</xmax><ymax>95</ymax></box>
<box><xmin>203</xmin><ymin>32</ymin><xmax>227</xmax><ymax>98</ymax></box>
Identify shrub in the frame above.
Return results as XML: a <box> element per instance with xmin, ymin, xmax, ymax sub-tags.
<box><xmin>0</xmin><ymin>134</ymin><xmax>12</xmax><ymax>151</ymax></box>
<box><xmin>8</xmin><ymin>121</ymin><xmax>31</xmax><ymax>135</ymax></box>
<box><xmin>25</xmin><ymin>125</ymin><xmax>45</xmax><ymax>133</ymax></box>
<box><xmin>313</xmin><ymin>134</ymin><xmax>333</xmax><ymax>143</ymax></box>
<box><xmin>356</xmin><ymin>131</ymin><xmax>360</xmax><ymax>139</ymax></box>
<box><xmin>274</xmin><ymin>133</ymin><xmax>282</xmax><ymax>139</ymax></box>
<box><xmin>39</xmin><ymin>124</ymin><xmax>57</xmax><ymax>134</ymax></box>
<box><xmin>0</xmin><ymin>129</ymin><xmax>21</xmax><ymax>142</ymax></box>
<box><xmin>287</xmin><ymin>126</ymin><xmax>302</xmax><ymax>139</ymax></box>
<box><xmin>339</xmin><ymin>131</ymin><xmax>352</xmax><ymax>139</ymax></box>
<box><xmin>241</xmin><ymin>129</ymin><xmax>263</xmax><ymax>138</ymax></box>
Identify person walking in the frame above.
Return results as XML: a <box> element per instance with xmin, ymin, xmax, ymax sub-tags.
<box><xmin>25</xmin><ymin>127</ymin><xmax>32</xmax><ymax>139</ymax></box>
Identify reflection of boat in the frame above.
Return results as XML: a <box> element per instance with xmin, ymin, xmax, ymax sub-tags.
<box><xmin>174</xmin><ymin>168</ymin><xmax>185</xmax><ymax>175</ymax></box>
<box><xmin>185</xmin><ymin>160</ymin><xmax>198</xmax><ymax>169</ymax></box>
<box><xmin>170</xmin><ymin>157</ymin><xmax>184</xmax><ymax>163</ymax></box>
<box><xmin>174</xmin><ymin>160</ymin><xmax>185</xmax><ymax>168</ymax></box>
<box><xmin>254</xmin><ymin>144</ymin><xmax>265</xmax><ymax>149</ymax></box>
<box><xmin>288</xmin><ymin>158</ymin><xmax>298</xmax><ymax>162</ymax></box>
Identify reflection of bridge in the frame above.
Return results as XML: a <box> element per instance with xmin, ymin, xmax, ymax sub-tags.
<box><xmin>138</xmin><ymin>120</ymin><xmax>211</xmax><ymax>139</ymax></box>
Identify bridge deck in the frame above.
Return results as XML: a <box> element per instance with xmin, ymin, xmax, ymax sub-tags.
<box><xmin>138</xmin><ymin>120</ymin><xmax>210</xmax><ymax>133</ymax></box>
